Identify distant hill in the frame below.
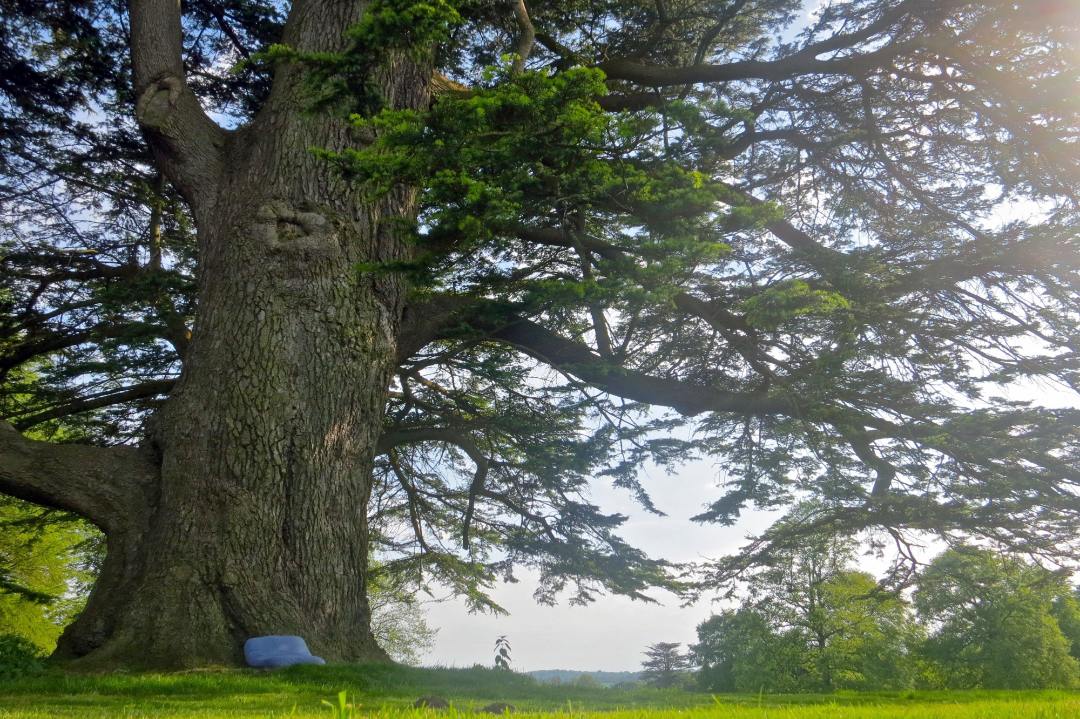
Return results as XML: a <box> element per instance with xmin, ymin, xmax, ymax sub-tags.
<box><xmin>527</xmin><ymin>670</ymin><xmax>641</xmax><ymax>687</ymax></box>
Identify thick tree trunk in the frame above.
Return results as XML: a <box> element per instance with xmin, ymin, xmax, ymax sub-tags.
<box><xmin>41</xmin><ymin>1</ymin><xmax>434</xmax><ymax>669</ymax></box>
<box><xmin>56</xmin><ymin>199</ymin><xmax>406</xmax><ymax>666</ymax></box>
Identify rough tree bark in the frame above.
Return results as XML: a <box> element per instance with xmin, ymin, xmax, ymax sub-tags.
<box><xmin>0</xmin><ymin>0</ymin><xmax>430</xmax><ymax>669</ymax></box>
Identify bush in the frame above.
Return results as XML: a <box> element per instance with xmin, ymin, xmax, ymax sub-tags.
<box><xmin>0</xmin><ymin>633</ymin><xmax>45</xmax><ymax>679</ymax></box>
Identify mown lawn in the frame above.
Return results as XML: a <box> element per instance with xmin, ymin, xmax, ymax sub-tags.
<box><xmin>0</xmin><ymin>664</ymin><xmax>1076</xmax><ymax>718</ymax></box>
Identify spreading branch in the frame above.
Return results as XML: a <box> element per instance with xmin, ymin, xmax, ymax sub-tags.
<box><xmin>376</xmin><ymin>426</ymin><xmax>491</xmax><ymax>549</ymax></box>
<box><xmin>478</xmin><ymin>313</ymin><xmax>794</xmax><ymax>416</ymax></box>
<box><xmin>10</xmin><ymin>379</ymin><xmax>176</xmax><ymax>431</ymax></box>
<box><xmin>0</xmin><ymin>422</ymin><xmax>158</xmax><ymax>532</ymax></box>
<box><xmin>599</xmin><ymin>42</ymin><xmax>911</xmax><ymax>87</ymax></box>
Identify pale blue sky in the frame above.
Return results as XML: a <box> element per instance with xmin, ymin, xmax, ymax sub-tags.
<box><xmin>419</xmin><ymin>456</ymin><xmax>772</xmax><ymax>672</ymax></box>
<box><xmin>418</xmin><ymin>375</ymin><xmax>1078</xmax><ymax>671</ymax></box>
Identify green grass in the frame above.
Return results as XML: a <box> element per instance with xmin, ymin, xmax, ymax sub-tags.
<box><xmin>0</xmin><ymin>664</ymin><xmax>1076</xmax><ymax>718</ymax></box>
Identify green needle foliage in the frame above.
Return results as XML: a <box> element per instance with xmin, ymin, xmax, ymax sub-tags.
<box><xmin>0</xmin><ymin>496</ymin><xmax>98</xmax><ymax>652</ymax></box>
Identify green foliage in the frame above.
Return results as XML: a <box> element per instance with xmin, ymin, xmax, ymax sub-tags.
<box><xmin>697</xmin><ymin>542</ymin><xmax>1080</xmax><ymax>693</ymax></box>
<box><xmin>321</xmin><ymin>690</ymin><xmax>357</xmax><ymax>719</ymax></box>
<box><xmin>248</xmin><ymin>0</ymin><xmax>460</xmax><ymax>112</ymax></box>
<box><xmin>347</xmin><ymin>0</ymin><xmax>461</xmax><ymax>57</ymax></box>
<box><xmin>813</xmin><ymin>572</ymin><xmax>919</xmax><ymax>691</ymax></box>
<box><xmin>572</xmin><ymin>673</ymin><xmax>601</xmax><ymax>688</ymax></box>
<box><xmin>694</xmin><ymin>609</ymin><xmax>806</xmax><ymax>694</ymax></box>
<box><xmin>0</xmin><ymin>633</ymin><xmax>44</xmax><ymax>680</ymax></box>
<box><xmin>740</xmin><ymin>280</ymin><xmax>851</xmax><ymax>331</ymax></box>
<box><xmin>0</xmin><ymin>496</ymin><xmax>98</xmax><ymax>652</ymax></box>
<box><xmin>0</xmin><ymin>386</ymin><xmax>104</xmax><ymax>652</ymax></box>
<box><xmin>914</xmin><ymin>547</ymin><xmax>1079</xmax><ymax>690</ymax></box>
<box><xmin>696</xmin><ymin>532</ymin><xmax>922</xmax><ymax>694</ymax></box>
<box><xmin>1051</xmin><ymin>589</ymin><xmax>1080</xmax><ymax>662</ymax></box>
<box><xmin>322</xmin><ymin>62</ymin><xmax>737</xmax><ymax>278</ymax></box>
<box><xmin>640</xmin><ymin>642</ymin><xmax>691</xmax><ymax>689</ymax></box>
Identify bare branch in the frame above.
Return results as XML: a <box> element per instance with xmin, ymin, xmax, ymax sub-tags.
<box><xmin>130</xmin><ymin>0</ymin><xmax>227</xmax><ymax>208</ymax></box>
<box><xmin>511</xmin><ymin>0</ymin><xmax>536</xmax><ymax>75</ymax></box>
<box><xmin>596</xmin><ymin>93</ymin><xmax>667</xmax><ymax>112</ymax></box>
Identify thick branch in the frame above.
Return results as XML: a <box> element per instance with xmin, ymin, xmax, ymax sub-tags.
<box><xmin>130</xmin><ymin>0</ymin><xmax>226</xmax><ymax>209</ymax></box>
<box><xmin>395</xmin><ymin>294</ymin><xmax>794</xmax><ymax>416</ymax></box>
<box><xmin>0</xmin><ymin>423</ymin><xmax>157</xmax><ymax>532</ymax></box>
<box><xmin>517</xmin><ymin>227</ymin><xmax>626</xmax><ymax>260</ymax></box>
<box><xmin>511</xmin><ymin>0</ymin><xmax>536</xmax><ymax>75</ymax></box>
<box><xmin>847</xmin><ymin>433</ymin><xmax>897</xmax><ymax>499</ymax></box>
<box><xmin>596</xmin><ymin>93</ymin><xmax>667</xmax><ymax>112</ymax></box>
<box><xmin>599</xmin><ymin>42</ymin><xmax>910</xmax><ymax>87</ymax></box>
<box><xmin>481</xmin><ymin>315</ymin><xmax>794</xmax><ymax>416</ymax></box>
<box><xmin>396</xmin><ymin>293</ymin><xmax>477</xmax><ymax>363</ymax></box>
<box><xmin>10</xmin><ymin>379</ymin><xmax>176</xmax><ymax>431</ymax></box>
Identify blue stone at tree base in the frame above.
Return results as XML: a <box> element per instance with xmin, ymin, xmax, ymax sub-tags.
<box><xmin>243</xmin><ymin>635</ymin><xmax>326</xmax><ymax>668</ymax></box>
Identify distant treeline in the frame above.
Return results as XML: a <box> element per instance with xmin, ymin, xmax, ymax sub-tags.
<box><xmin>528</xmin><ymin>670</ymin><xmax>641</xmax><ymax>687</ymax></box>
<box><xmin>668</xmin><ymin>540</ymin><xmax>1080</xmax><ymax>692</ymax></box>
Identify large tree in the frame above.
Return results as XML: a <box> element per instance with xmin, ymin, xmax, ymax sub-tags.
<box><xmin>0</xmin><ymin>0</ymin><xmax>1077</xmax><ymax>668</ymax></box>
<box><xmin>734</xmin><ymin>534</ymin><xmax>920</xmax><ymax>690</ymax></box>
<box><xmin>693</xmin><ymin>608</ymin><xmax>807</xmax><ymax>693</ymax></box>
<box><xmin>915</xmin><ymin>546</ymin><xmax>1079</xmax><ymax>689</ymax></box>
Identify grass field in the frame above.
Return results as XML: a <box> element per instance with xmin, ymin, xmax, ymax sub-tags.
<box><xmin>0</xmin><ymin>664</ymin><xmax>1076</xmax><ymax>718</ymax></box>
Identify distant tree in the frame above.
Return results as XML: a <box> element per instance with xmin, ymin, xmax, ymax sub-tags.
<box><xmin>640</xmin><ymin>642</ymin><xmax>691</xmax><ymax>688</ymax></box>
<box><xmin>494</xmin><ymin>635</ymin><xmax>511</xmax><ymax>670</ymax></box>
<box><xmin>693</xmin><ymin>608</ymin><xmax>806</xmax><ymax>693</ymax></box>
<box><xmin>915</xmin><ymin>547</ymin><xmax>1079</xmax><ymax>689</ymax></box>
<box><xmin>742</xmin><ymin>533</ymin><xmax>918</xmax><ymax>691</ymax></box>
<box><xmin>572</xmin><ymin>673</ymin><xmax>601</xmax><ymax>689</ymax></box>
<box><xmin>1051</xmin><ymin>588</ymin><xmax>1080</xmax><ymax>662</ymax></box>
<box><xmin>813</xmin><ymin>571</ymin><xmax>920</xmax><ymax>690</ymax></box>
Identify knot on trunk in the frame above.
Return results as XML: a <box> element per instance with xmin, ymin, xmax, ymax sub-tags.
<box><xmin>253</xmin><ymin>201</ymin><xmax>337</xmax><ymax>259</ymax></box>
<box><xmin>135</xmin><ymin>75</ymin><xmax>184</xmax><ymax>130</ymax></box>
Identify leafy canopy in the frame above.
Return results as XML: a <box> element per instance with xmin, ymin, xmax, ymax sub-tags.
<box><xmin>694</xmin><ymin>533</ymin><xmax>920</xmax><ymax>692</ymax></box>
<box><xmin>915</xmin><ymin>546</ymin><xmax>1080</xmax><ymax>689</ymax></box>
